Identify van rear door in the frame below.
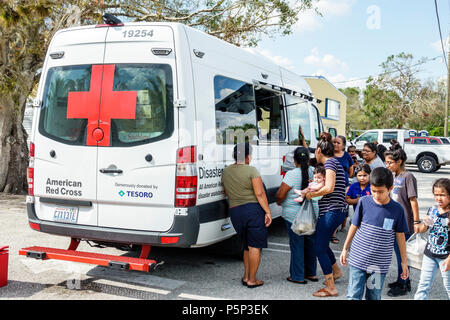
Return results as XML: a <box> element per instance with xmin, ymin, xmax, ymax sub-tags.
<box><xmin>33</xmin><ymin>27</ymin><xmax>108</xmax><ymax>227</ymax></box>
<box><xmin>95</xmin><ymin>25</ymin><xmax>178</xmax><ymax>232</ymax></box>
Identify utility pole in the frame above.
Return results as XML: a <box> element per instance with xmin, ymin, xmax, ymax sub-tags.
<box><xmin>446</xmin><ymin>46</ymin><xmax>449</xmax><ymax>137</ymax></box>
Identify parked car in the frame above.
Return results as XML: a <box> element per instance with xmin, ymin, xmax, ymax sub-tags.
<box><xmin>351</xmin><ymin>129</ymin><xmax>411</xmax><ymax>151</ymax></box>
<box><xmin>404</xmin><ymin>138</ymin><xmax>450</xmax><ymax>173</ymax></box>
<box><xmin>410</xmin><ymin>136</ymin><xmax>443</xmax><ymax>145</ymax></box>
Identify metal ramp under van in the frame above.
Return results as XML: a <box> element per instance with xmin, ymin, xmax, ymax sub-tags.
<box><xmin>19</xmin><ymin>239</ymin><xmax>161</xmax><ymax>272</ymax></box>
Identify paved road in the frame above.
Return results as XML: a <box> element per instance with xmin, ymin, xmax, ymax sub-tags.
<box><xmin>0</xmin><ymin>165</ymin><xmax>448</xmax><ymax>301</ymax></box>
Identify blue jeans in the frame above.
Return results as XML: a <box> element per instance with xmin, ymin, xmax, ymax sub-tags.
<box><xmin>314</xmin><ymin>210</ymin><xmax>346</xmax><ymax>275</ymax></box>
<box><xmin>414</xmin><ymin>254</ymin><xmax>450</xmax><ymax>300</ymax></box>
<box><xmin>285</xmin><ymin>220</ymin><xmax>317</xmax><ymax>281</ymax></box>
<box><xmin>394</xmin><ymin>232</ymin><xmax>412</xmax><ymax>283</ymax></box>
<box><xmin>347</xmin><ymin>266</ymin><xmax>387</xmax><ymax>300</ymax></box>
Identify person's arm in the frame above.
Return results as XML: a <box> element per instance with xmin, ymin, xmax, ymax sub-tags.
<box><xmin>346</xmin><ymin>195</ymin><xmax>359</xmax><ymax>205</ymax></box>
<box><xmin>340</xmin><ymin>224</ymin><xmax>358</xmax><ymax>266</ymax></box>
<box><xmin>443</xmin><ymin>256</ymin><xmax>450</xmax><ymax>272</ymax></box>
<box><xmin>410</xmin><ymin>196</ymin><xmax>420</xmax><ymax>233</ymax></box>
<box><xmin>275</xmin><ymin>182</ymin><xmax>292</xmax><ymax>206</ymax></box>
<box><xmin>252</xmin><ymin>177</ymin><xmax>272</xmax><ymax>227</ymax></box>
<box><xmin>395</xmin><ymin>232</ymin><xmax>410</xmax><ymax>280</ymax></box>
<box><xmin>306</xmin><ymin>169</ymin><xmax>336</xmax><ymax>199</ymax></box>
<box><xmin>299</xmin><ymin>125</ymin><xmax>308</xmax><ymax>148</ymax></box>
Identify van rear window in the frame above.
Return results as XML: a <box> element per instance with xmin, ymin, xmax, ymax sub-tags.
<box><xmin>39</xmin><ymin>64</ymin><xmax>173</xmax><ymax>147</ymax></box>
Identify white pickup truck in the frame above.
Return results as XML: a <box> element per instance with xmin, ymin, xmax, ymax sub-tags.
<box><xmin>351</xmin><ymin>129</ymin><xmax>450</xmax><ymax>173</ymax></box>
<box><xmin>404</xmin><ymin>136</ymin><xmax>450</xmax><ymax>173</ymax></box>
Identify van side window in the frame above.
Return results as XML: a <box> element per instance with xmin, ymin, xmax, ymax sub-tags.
<box><xmin>311</xmin><ymin>105</ymin><xmax>321</xmax><ymax>140</ymax></box>
<box><xmin>214</xmin><ymin>76</ymin><xmax>257</xmax><ymax>144</ymax></box>
<box><xmin>39</xmin><ymin>65</ymin><xmax>91</xmax><ymax>145</ymax></box>
<box><xmin>285</xmin><ymin>95</ymin><xmax>311</xmax><ymax>146</ymax></box>
<box><xmin>255</xmin><ymin>88</ymin><xmax>285</xmax><ymax>141</ymax></box>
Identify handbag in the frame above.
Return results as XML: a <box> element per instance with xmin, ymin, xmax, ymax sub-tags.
<box><xmin>406</xmin><ymin>232</ymin><xmax>428</xmax><ymax>270</ymax></box>
<box><xmin>291</xmin><ymin>200</ymin><xmax>317</xmax><ymax>236</ymax></box>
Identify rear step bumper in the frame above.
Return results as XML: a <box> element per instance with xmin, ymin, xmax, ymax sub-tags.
<box><xmin>27</xmin><ymin>200</ymin><xmax>230</xmax><ymax>247</ymax></box>
<box><xmin>26</xmin><ymin>202</ymin><xmax>200</xmax><ymax>247</ymax></box>
<box><xmin>19</xmin><ymin>246</ymin><xmax>159</xmax><ymax>272</ymax></box>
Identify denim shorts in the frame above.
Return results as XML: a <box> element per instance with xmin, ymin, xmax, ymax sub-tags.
<box><xmin>229</xmin><ymin>202</ymin><xmax>267</xmax><ymax>250</ymax></box>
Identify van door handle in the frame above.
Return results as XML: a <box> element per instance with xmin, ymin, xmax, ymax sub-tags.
<box><xmin>100</xmin><ymin>168</ymin><xmax>123</xmax><ymax>174</ymax></box>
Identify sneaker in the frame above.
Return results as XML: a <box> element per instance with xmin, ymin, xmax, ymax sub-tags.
<box><xmin>388</xmin><ymin>279</ymin><xmax>411</xmax><ymax>291</ymax></box>
<box><xmin>387</xmin><ymin>283</ymin><xmax>407</xmax><ymax>297</ymax></box>
<box><xmin>388</xmin><ymin>280</ymin><xmax>401</xmax><ymax>288</ymax></box>
<box><xmin>405</xmin><ymin>279</ymin><xmax>411</xmax><ymax>292</ymax></box>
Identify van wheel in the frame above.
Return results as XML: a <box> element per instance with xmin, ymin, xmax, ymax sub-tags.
<box><xmin>417</xmin><ymin>156</ymin><xmax>437</xmax><ymax>173</ymax></box>
<box><xmin>434</xmin><ymin>165</ymin><xmax>441</xmax><ymax>172</ymax></box>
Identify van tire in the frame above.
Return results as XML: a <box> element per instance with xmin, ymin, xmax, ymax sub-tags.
<box><xmin>417</xmin><ymin>156</ymin><xmax>437</xmax><ymax>173</ymax></box>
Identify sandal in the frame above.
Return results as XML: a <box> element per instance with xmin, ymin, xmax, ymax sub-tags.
<box><xmin>331</xmin><ymin>237</ymin><xmax>339</xmax><ymax>244</ymax></box>
<box><xmin>306</xmin><ymin>276</ymin><xmax>319</xmax><ymax>282</ymax></box>
<box><xmin>247</xmin><ymin>280</ymin><xmax>264</xmax><ymax>289</ymax></box>
<box><xmin>241</xmin><ymin>278</ymin><xmax>248</xmax><ymax>286</ymax></box>
<box><xmin>287</xmin><ymin>277</ymin><xmax>307</xmax><ymax>284</ymax></box>
<box><xmin>312</xmin><ymin>287</ymin><xmax>338</xmax><ymax>297</ymax></box>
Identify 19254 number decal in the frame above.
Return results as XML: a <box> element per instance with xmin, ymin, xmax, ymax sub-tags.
<box><xmin>122</xmin><ymin>29</ymin><xmax>154</xmax><ymax>38</ymax></box>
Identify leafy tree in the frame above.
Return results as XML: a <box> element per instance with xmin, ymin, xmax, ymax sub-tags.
<box><xmin>0</xmin><ymin>0</ymin><xmax>319</xmax><ymax>194</ymax></box>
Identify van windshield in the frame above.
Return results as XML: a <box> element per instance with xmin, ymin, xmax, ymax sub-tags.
<box><xmin>39</xmin><ymin>64</ymin><xmax>174</xmax><ymax>146</ymax></box>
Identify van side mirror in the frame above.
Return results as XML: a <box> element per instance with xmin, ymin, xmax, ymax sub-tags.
<box><xmin>328</xmin><ymin>128</ymin><xmax>337</xmax><ymax>138</ymax></box>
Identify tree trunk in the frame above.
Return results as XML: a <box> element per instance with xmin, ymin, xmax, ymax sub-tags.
<box><xmin>0</xmin><ymin>94</ymin><xmax>30</xmax><ymax>194</ymax></box>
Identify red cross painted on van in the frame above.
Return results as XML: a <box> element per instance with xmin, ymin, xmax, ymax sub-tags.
<box><xmin>67</xmin><ymin>64</ymin><xmax>137</xmax><ymax>147</ymax></box>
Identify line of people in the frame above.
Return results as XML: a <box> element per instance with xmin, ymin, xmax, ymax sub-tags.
<box><xmin>221</xmin><ymin>134</ymin><xmax>450</xmax><ymax>300</ymax></box>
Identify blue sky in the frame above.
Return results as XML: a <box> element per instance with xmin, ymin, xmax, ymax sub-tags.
<box><xmin>252</xmin><ymin>0</ymin><xmax>449</xmax><ymax>89</ymax></box>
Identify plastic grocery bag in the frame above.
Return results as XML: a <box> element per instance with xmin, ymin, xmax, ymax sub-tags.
<box><xmin>406</xmin><ymin>232</ymin><xmax>428</xmax><ymax>270</ymax></box>
<box><xmin>291</xmin><ymin>200</ymin><xmax>317</xmax><ymax>236</ymax></box>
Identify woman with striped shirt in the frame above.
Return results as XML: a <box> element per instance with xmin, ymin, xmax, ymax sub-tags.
<box><xmin>306</xmin><ymin>132</ymin><xmax>347</xmax><ymax>297</ymax></box>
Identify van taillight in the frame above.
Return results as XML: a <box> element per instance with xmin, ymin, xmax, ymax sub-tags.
<box><xmin>175</xmin><ymin>146</ymin><xmax>197</xmax><ymax>207</ymax></box>
<box><xmin>28</xmin><ymin>142</ymin><xmax>35</xmax><ymax>196</ymax></box>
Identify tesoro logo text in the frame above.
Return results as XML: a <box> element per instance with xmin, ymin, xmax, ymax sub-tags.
<box><xmin>119</xmin><ymin>190</ymin><xmax>153</xmax><ymax>198</ymax></box>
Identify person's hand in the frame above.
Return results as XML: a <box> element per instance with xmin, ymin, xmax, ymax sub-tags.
<box><xmin>340</xmin><ymin>249</ymin><xmax>348</xmax><ymax>267</ymax></box>
<box><xmin>265</xmin><ymin>212</ymin><xmax>272</xmax><ymax>227</ymax></box>
<box><xmin>400</xmin><ymin>262</ymin><xmax>409</xmax><ymax>280</ymax></box>
<box><xmin>305</xmin><ymin>192</ymin><xmax>312</xmax><ymax>201</ymax></box>
<box><xmin>414</xmin><ymin>223</ymin><xmax>421</xmax><ymax>234</ymax></box>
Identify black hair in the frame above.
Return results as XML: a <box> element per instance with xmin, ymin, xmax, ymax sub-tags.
<box><xmin>313</xmin><ymin>163</ymin><xmax>326</xmax><ymax>176</ymax></box>
<box><xmin>347</xmin><ymin>145</ymin><xmax>356</xmax><ymax>152</ymax></box>
<box><xmin>293</xmin><ymin>146</ymin><xmax>310</xmax><ymax>190</ymax></box>
<box><xmin>376</xmin><ymin>144</ymin><xmax>387</xmax><ymax>162</ymax></box>
<box><xmin>389</xmin><ymin>141</ymin><xmax>402</xmax><ymax>151</ymax></box>
<box><xmin>233</xmin><ymin>142</ymin><xmax>252</xmax><ymax>162</ymax></box>
<box><xmin>336</xmin><ymin>135</ymin><xmax>347</xmax><ymax>147</ymax></box>
<box><xmin>369</xmin><ymin>167</ymin><xmax>394</xmax><ymax>189</ymax></box>
<box><xmin>433</xmin><ymin>178</ymin><xmax>450</xmax><ymax>197</ymax></box>
<box><xmin>309</xmin><ymin>157</ymin><xmax>318</xmax><ymax>168</ymax></box>
<box><xmin>317</xmin><ymin>132</ymin><xmax>334</xmax><ymax>157</ymax></box>
<box><xmin>384</xmin><ymin>147</ymin><xmax>407</xmax><ymax>167</ymax></box>
<box><xmin>364</xmin><ymin>142</ymin><xmax>377</xmax><ymax>152</ymax></box>
<box><xmin>355</xmin><ymin>163</ymin><xmax>371</xmax><ymax>175</ymax></box>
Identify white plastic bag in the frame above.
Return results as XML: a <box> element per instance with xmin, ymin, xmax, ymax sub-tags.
<box><xmin>291</xmin><ymin>200</ymin><xmax>317</xmax><ymax>236</ymax></box>
<box><xmin>406</xmin><ymin>232</ymin><xmax>428</xmax><ymax>270</ymax></box>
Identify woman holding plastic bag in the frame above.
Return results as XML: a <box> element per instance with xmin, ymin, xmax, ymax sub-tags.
<box><xmin>276</xmin><ymin>147</ymin><xmax>318</xmax><ymax>284</ymax></box>
<box><xmin>413</xmin><ymin>178</ymin><xmax>450</xmax><ymax>300</ymax></box>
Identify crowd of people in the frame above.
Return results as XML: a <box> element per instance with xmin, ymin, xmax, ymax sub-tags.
<box><xmin>221</xmin><ymin>133</ymin><xmax>450</xmax><ymax>300</ymax></box>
